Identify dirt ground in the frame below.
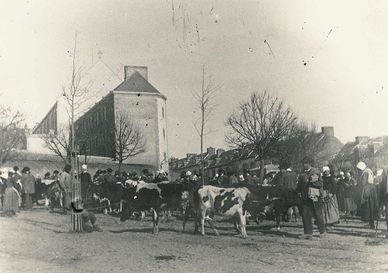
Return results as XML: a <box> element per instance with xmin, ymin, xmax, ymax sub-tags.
<box><xmin>0</xmin><ymin>208</ymin><xmax>388</xmax><ymax>273</ymax></box>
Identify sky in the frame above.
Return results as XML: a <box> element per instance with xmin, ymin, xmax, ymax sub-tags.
<box><xmin>1</xmin><ymin>0</ymin><xmax>388</xmax><ymax>158</ymax></box>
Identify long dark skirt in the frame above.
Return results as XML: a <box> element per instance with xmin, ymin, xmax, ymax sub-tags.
<box><xmin>3</xmin><ymin>187</ymin><xmax>20</xmax><ymax>213</ymax></box>
<box><xmin>323</xmin><ymin>195</ymin><xmax>340</xmax><ymax>224</ymax></box>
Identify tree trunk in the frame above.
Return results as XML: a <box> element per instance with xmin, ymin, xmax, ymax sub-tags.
<box><xmin>259</xmin><ymin>159</ymin><xmax>265</xmax><ymax>184</ymax></box>
<box><xmin>118</xmin><ymin>160</ymin><xmax>122</xmax><ymax>175</ymax></box>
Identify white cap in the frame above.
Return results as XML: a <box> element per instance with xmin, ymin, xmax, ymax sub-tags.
<box><xmin>81</xmin><ymin>164</ymin><xmax>87</xmax><ymax>170</ymax></box>
<box><xmin>356</xmin><ymin>161</ymin><xmax>366</xmax><ymax>171</ymax></box>
<box><xmin>186</xmin><ymin>171</ymin><xmax>192</xmax><ymax>176</ymax></box>
<box><xmin>322</xmin><ymin>166</ymin><xmax>330</xmax><ymax>172</ymax></box>
<box><xmin>286</xmin><ymin>168</ymin><xmax>292</xmax><ymax>172</ymax></box>
<box><xmin>339</xmin><ymin>171</ymin><xmax>345</xmax><ymax>176</ymax></box>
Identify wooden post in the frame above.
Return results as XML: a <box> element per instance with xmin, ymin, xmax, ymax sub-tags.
<box><xmin>71</xmin><ymin>148</ymin><xmax>83</xmax><ymax>232</ymax></box>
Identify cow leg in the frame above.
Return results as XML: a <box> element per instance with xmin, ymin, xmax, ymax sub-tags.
<box><xmin>206</xmin><ymin>217</ymin><xmax>219</xmax><ymax>236</ymax></box>
<box><xmin>275</xmin><ymin>209</ymin><xmax>281</xmax><ymax>230</ymax></box>
<box><xmin>234</xmin><ymin>217</ymin><xmax>241</xmax><ymax>233</ymax></box>
<box><xmin>182</xmin><ymin>207</ymin><xmax>188</xmax><ymax>233</ymax></box>
<box><xmin>201</xmin><ymin>208</ymin><xmax>206</xmax><ymax>236</ymax></box>
<box><xmin>152</xmin><ymin>209</ymin><xmax>159</xmax><ymax>234</ymax></box>
<box><xmin>141</xmin><ymin>211</ymin><xmax>146</xmax><ymax>221</ymax></box>
<box><xmin>107</xmin><ymin>200</ymin><xmax>112</xmax><ymax>214</ymax></box>
<box><xmin>239</xmin><ymin>211</ymin><xmax>247</xmax><ymax>238</ymax></box>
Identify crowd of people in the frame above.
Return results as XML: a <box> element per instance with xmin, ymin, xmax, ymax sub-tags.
<box><xmin>2</xmin><ymin>158</ymin><xmax>388</xmax><ymax>237</ymax></box>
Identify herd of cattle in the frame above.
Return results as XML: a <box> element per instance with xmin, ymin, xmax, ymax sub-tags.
<box><xmin>41</xmin><ymin>179</ymin><xmax>300</xmax><ymax>238</ymax></box>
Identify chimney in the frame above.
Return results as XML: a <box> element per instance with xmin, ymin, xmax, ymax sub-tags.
<box><xmin>124</xmin><ymin>66</ymin><xmax>148</xmax><ymax>81</ymax></box>
<box><xmin>207</xmin><ymin>147</ymin><xmax>216</xmax><ymax>156</ymax></box>
<box><xmin>186</xmin><ymin>153</ymin><xmax>196</xmax><ymax>159</ymax></box>
<box><xmin>355</xmin><ymin>136</ymin><xmax>369</xmax><ymax>145</ymax></box>
<box><xmin>216</xmin><ymin>149</ymin><xmax>225</xmax><ymax>157</ymax></box>
<box><xmin>321</xmin><ymin>127</ymin><xmax>334</xmax><ymax>138</ymax></box>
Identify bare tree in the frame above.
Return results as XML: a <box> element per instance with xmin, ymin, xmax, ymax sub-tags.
<box><xmin>42</xmin><ymin>125</ymin><xmax>71</xmax><ymax>164</ymax></box>
<box><xmin>192</xmin><ymin>65</ymin><xmax>220</xmax><ymax>185</ymax></box>
<box><xmin>226</xmin><ymin>91</ymin><xmax>297</xmax><ymax>182</ymax></box>
<box><xmin>0</xmin><ymin>105</ymin><xmax>24</xmax><ymax>165</ymax></box>
<box><xmin>275</xmin><ymin>121</ymin><xmax>323</xmax><ymax>172</ymax></box>
<box><xmin>113</xmin><ymin>111</ymin><xmax>146</xmax><ymax>173</ymax></box>
<box><xmin>43</xmin><ymin>33</ymin><xmax>90</xmax><ymax>161</ymax></box>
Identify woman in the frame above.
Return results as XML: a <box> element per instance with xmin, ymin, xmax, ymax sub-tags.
<box><xmin>343</xmin><ymin>172</ymin><xmax>357</xmax><ymax>216</ymax></box>
<box><xmin>321</xmin><ymin>166</ymin><xmax>340</xmax><ymax>227</ymax></box>
<box><xmin>3</xmin><ymin>171</ymin><xmax>21</xmax><ymax>216</ymax></box>
<box><xmin>336</xmin><ymin>171</ymin><xmax>347</xmax><ymax>213</ymax></box>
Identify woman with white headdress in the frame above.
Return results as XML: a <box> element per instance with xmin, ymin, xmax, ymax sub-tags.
<box><xmin>321</xmin><ymin>166</ymin><xmax>340</xmax><ymax>227</ymax></box>
<box><xmin>356</xmin><ymin>161</ymin><xmax>379</xmax><ymax>228</ymax></box>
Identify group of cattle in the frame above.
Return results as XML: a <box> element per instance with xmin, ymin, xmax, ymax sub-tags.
<box><xmin>41</xmin><ymin>179</ymin><xmax>300</xmax><ymax>238</ymax></box>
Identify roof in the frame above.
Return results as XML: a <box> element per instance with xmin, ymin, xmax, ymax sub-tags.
<box><xmin>113</xmin><ymin>71</ymin><xmax>160</xmax><ymax>94</ymax></box>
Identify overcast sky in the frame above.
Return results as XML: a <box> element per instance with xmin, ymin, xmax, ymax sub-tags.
<box><xmin>1</xmin><ymin>0</ymin><xmax>388</xmax><ymax>158</ymax></box>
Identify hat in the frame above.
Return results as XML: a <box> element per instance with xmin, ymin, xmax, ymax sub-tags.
<box><xmin>186</xmin><ymin>171</ymin><xmax>192</xmax><ymax>176</ymax></box>
<box><xmin>322</xmin><ymin>166</ymin><xmax>330</xmax><ymax>172</ymax></box>
<box><xmin>356</xmin><ymin>161</ymin><xmax>366</xmax><ymax>171</ymax></box>
<box><xmin>286</xmin><ymin>168</ymin><xmax>292</xmax><ymax>172</ymax></box>
<box><xmin>339</xmin><ymin>171</ymin><xmax>345</xmax><ymax>176</ymax></box>
<box><xmin>81</xmin><ymin>164</ymin><xmax>87</xmax><ymax>170</ymax></box>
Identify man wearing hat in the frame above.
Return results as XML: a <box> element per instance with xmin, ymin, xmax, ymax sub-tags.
<box><xmin>296</xmin><ymin>157</ymin><xmax>326</xmax><ymax>239</ymax></box>
<box><xmin>20</xmin><ymin>167</ymin><xmax>36</xmax><ymax>210</ymax></box>
<box><xmin>80</xmin><ymin>164</ymin><xmax>92</xmax><ymax>202</ymax></box>
<box><xmin>59</xmin><ymin>164</ymin><xmax>72</xmax><ymax>214</ymax></box>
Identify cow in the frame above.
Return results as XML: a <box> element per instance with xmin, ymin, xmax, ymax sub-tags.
<box><xmin>45</xmin><ymin>181</ymin><xmax>64</xmax><ymax>211</ymax></box>
<box><xmin>86</xmin><ymin>182</ymin><xmax>114</xmax><ymax>214</ymax></box>
<box><xmin>120</xmin><ymin>180</ymin><xmax>198</xmax><ymax>234</ymax></box>
<box><xmin>254</xmin><ymin>186</ymin><xmax>301</xmax><ymax>230</ymax></box>
<box><xmin>197</xmin><ymin>185</ymin><xmax>253</xmax><ymax>238</ymax></box>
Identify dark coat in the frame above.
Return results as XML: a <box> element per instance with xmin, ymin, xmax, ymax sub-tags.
<box><xmin>21</xmin><ymin>173</ymin><xmax>36</xmax><ymax>194</ymax></box>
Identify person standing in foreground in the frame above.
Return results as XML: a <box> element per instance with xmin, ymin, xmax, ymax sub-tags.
<box><xmin>58</xmin><ymin>164</ymin><xmax>72</xmax><ymax>214</ymax></box>
<box><xmin>321</xmin><ymin>166</ymin><xmax>340</xmax><ymax>229</ymax></box>
<box><xmin>379</xmin><ymin>166</ymin><xmax>388</xmax><ymax>237</ymax></box>
<box><xmin>3</xmin><ymin>171</ymin><xmax>21</xmax><ymax>216</ymax></box>
<box><xmin>80</xmin><ymin>164</ymin><xmax>92</xmax><ymax>202</ymax></box>
<box><xmin>296</xmin><ymin>158</ymin><xmax>326</xmax><ymax>239</ymax></box>
<box><xmin>356</xmin><ymin>161</ymin><xmax>379</xmax><ymax>228</ymax></box>
<box><xmin>20</xmin><ymin>167</ymin><xmax>36</xmax><ymax>210</ymax></box>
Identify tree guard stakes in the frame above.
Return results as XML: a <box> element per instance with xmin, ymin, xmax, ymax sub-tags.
<box><xmin>70</xmin><ymin>148</ymin><xmax>83</xmax><ymax>232</ymax></box>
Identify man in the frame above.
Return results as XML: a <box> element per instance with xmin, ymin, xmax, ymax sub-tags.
<box><xmin>357</xmin><ymin>161</ymin><xmax>378</xmax><ymax>229</ymax></box>
<box><xmin>80</xmin><ymin>164</ymin><xmax>92</xmax><ymax>202</ymax></box>
<box><xmin>20</xmin><ymin>167</ymin><xmax>36</xmax><ymax>210</ymax></box>
<box><xmin>58</xmin><ymin>164</ymin><xmax>72</xmax><ymax>214</ymax></box>
<box><xmin>296</xmin><ymin>158</ymin><xmax>326</xmax><ymax>239</ymax></box>
<box><xmin>379</xmin><ymin>166</ymin><xmax>388</xmax><ymax>237</ymax></box>
<box><xmin>280</xmin><ymin>165</ymin><xmax>299</xmax><ymax>222</ymax></box>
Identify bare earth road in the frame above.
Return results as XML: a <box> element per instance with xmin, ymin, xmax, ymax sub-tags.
<box><xmin>0</xmin><ymin>208</ymin><xmax>387</xmax><ymax>273</ymax></box>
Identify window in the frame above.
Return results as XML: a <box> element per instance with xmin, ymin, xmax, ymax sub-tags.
<box><xmin>162</xmin><ymin>107</ymin><xmax>165</xmax><ymax>118</ymax></box>
<box><xmin>164</xmin><ymin>152</ymin><xmax>167</xmax><ymax>161</ymax></box>
<box><xmin>163</xmin><ymin>128</ymin><xmax>166</xmax><ymax>139</ymax></box>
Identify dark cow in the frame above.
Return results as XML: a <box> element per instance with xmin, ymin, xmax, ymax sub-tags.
<box><xmin>120</xmin><ymin>180</ymin><xmax>197</xmax><ymax>234</ymax></box>
<box><xmin>45</xmin><ymin>181</ymin><xmax>64</xmax><ymax>211</ymax></box>
<box><xmin>253</xmin><ymin>186</ymin><xmax>301</xmax><ymax>229</ymax></box>
<box><xmin>86</xmin><ymin>182</ymin><xmax>114</xmax><ymax>214</ymax></box>
<box><xmin>198</xmin><ymin>185</ymin><xmax>253</xmax><ymax>238</ymax></box>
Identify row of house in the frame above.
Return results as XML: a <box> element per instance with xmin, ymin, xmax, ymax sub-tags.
<box><xmin>334</xmin><ymin>135</ymin><xmax>388</xmax><ymax>172</ymax></box>
<box><xmin>170</xmin><ymin>127</ymin><xmax>344</xmax><ymax>181</ymax></box>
